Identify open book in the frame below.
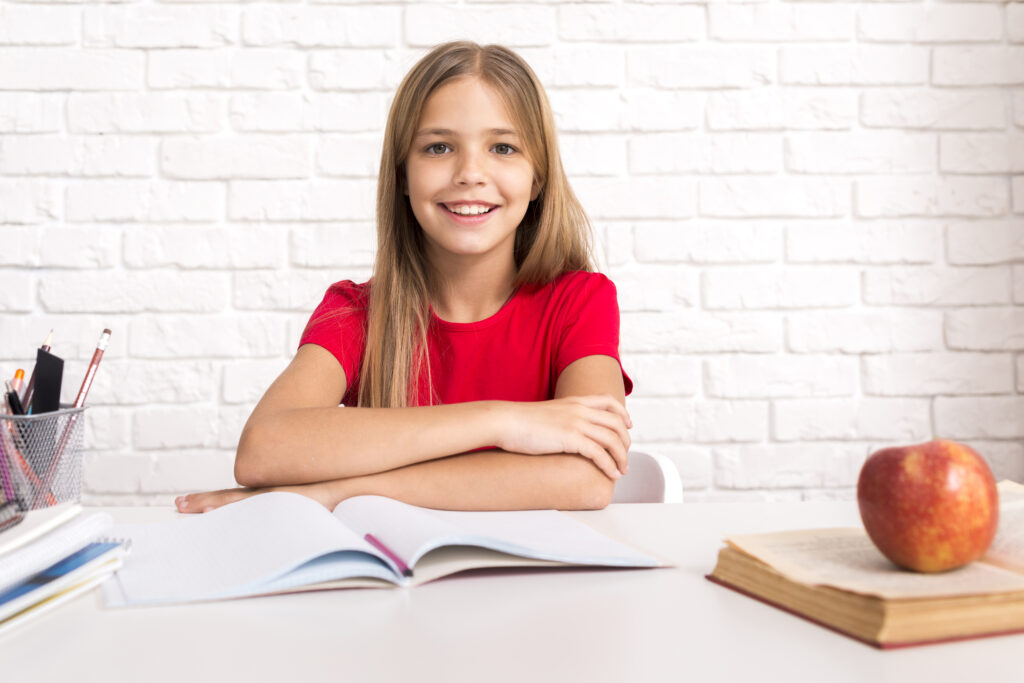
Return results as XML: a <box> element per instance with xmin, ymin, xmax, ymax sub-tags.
<box><xmin>102</xmin><ymin>492</ymin><xmax>664</xmax><ymax>607</ymax></box>
<box><xmin>707</xmin><ymin>480</ymin><xmax>1024</xmax><ymax>649</ymax></box>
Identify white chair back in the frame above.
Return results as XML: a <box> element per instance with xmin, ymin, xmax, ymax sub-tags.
<box><xmin>611</xmin><ymin>451</ymin><xmax>683</xmax><ymax>504</ymax></box>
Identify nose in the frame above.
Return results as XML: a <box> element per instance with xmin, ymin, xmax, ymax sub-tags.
<box><xmin>453</xmin><ymin>148</ymin><xmax>486</xmax><ymax>186</ymax></box>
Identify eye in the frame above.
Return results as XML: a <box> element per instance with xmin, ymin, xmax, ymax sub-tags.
<box><xmin>495</xmin><ymin>143</ymin><xmax>517</xmax><ymax>155</ymax></box>
<box><xmin>425</xmin><ymin>143</ymin><xmax>449</xmax><ymax>155</ymax></box>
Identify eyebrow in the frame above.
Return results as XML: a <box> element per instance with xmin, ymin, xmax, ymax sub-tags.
<box><xmin>414</xmin><ymin>127</ymin><xmax>519</xmax><ymax>139</ymax></box>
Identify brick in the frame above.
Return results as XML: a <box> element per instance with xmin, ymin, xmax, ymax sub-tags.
<box><xmin>67</xmin><ymin>180</ymin><xmax>223</xmax><ymax>223</ymax></box>
<box><xmin>0</xmin><ymin>315</ymin><xmax>129</xmax><ymax>362</ymax></box>
<box><xmin>89</xmin><ymin>360</ymin><xmax>219</xmax><ymax>405</ymax></box>
<box><xmin>863</xmin><ymin>352</ymin><xmax>1013</xmax><ymax>395</ymax></box>
<box><xmin>638</xmin><ymin>445</ymin><xmax>711</xmax><ymax>492</ymax></box>
<box><xmin>635</xmin><ymin>221</ymin><xmax>782</xmax><ymax>264</ymax></box>
<box><xmin>128</xmin><ymin>315</ymin><xmax>285</xmax><ymax>358</ymax></box>
<box><xmin>1015</xmin><ymin>176</ymin><xmax>1024</xmax><ymax>213</ymax></box>
<box><xmin>858</xmin><ymin>4</ymin><xmax>1001</xmax><ymax>43</ymax></box>
<box><xmin>1015</xmin><ymin>91</ymin><xmax>1024</xmax><ymax>128</ymax></box>
<box><xmin>230</xmin><ymin>180</ymin><xmax>375</xmax><ymax>221</ymax></box>
<box><xmin>84</xmin><ymin>5</ymin><xmax>238</xmax><ymax>48</ymax></box>
<box><xmin>549</xmin><ymin>90</ymin><xmax>628</xmax><ymax>134</ymax></box>
<box><xmin>68</xmin><ymin>93</ymin><xmax>221</xmax><ymax>134</ymax></box>
<box><xmin>84</xmin><ymin>408</ymin><xmax>131</xmax><ymax>451</ymax></box>
<box><xmin>623</xmin><ymin>90</ymin><xmax>703</xmax><ymax>132</ymax></box>
<box><xmin>308</xmin><ymin>49</ymin><xmax>402</xmax><ymax>90</ymax></box>
<box><xmin>216</xmin><ymin>405</ymin><xmax>252</xmax><ymax>450</ymax></box>
<box><xmin>861</xmin><ymin>89</ymin><xmax>1005</xmax><ymax>130</ymax></box>
<box><xmin>714</xmin><ymin>443</ymin><xmax>867</xmax><ymax>489</ymax></box>
<box><xmin>972</xmin><ymin>441</ymin><xmax>1024</xmax><ymax>481</ymax></box>
<box><xmin>141</xmin><ymin>451</ymin><xmax>236</xmax><ymax>493</ymax></box>
<box><xmin>223</xmin><ymin>359</ymin><xmax>288</xmax><ymax>404</ymax></box>
<box><xmin>1018</xmin><ymin>355</ymin><xmax>1024</xmax><ymax>391</ymax></box>
<box><xmin>856</xmin><ymin>177</ymin><xmax>1007</xmax><ymax>218</ymax></box>
<box><xmin>628</xmin><ymin>46</ymin><xmax>775</xmax><ymax>89</ymax></box>
<box><xmin>935</xmin><ymin>397</ymin><xmax>1024</xmax><ymax>439</ymax></box>
<box><xmin>575</xmin><ymin>178</ymin><xmax>696</xmax><ymax>220</ymax></box>
<box><xmin>700</xmin><ymin>178</ymin><xmax>849</xmax><ymax>218</ymax></box>
<box><xmin>600</xmin><ymin>222</ymin><xmax>632</xmax><ymax>268</ymax></box>
<box><xmin>786</xmin><ymin>221</ymin><xmax>939</xmax><ymax>264</ymax></box>
<box><xmin>1016</xmin><ymin>266</ymin><xmax>1024</xmax><ymax>303</ymax></box>
<box><xmin>0</xmin><ymin>48</ymin><xmax>143</xmax><ymax>91</ymax></box>
<box><xmin>627</xmin><ymin>398</ymin><xmax>696</xmax><ymax>442</ymax></box>
<box><xmin>289</xmin><ymin>223</ymin><xmax>376</xmax><ymax>268</ymax></box>
<box><xmin>0</xmin><ymin>5</ymin><xmax>77</xmax><ymax>46</ymax></box>
<box><xmin>0</xmin><ymin>271</ymin><xmax>33</xmax><ymax>312</ymax></box>
<box><xmin>709</xmin><ymin>4</ymin><xmax>852</xmax><ymax>42</ymax></box>
<box><xmin>696</xmin><ymin>401</ymin><xmax>768</xmax><ymax>443</ymax></box>
<box><xmin>0</xmin><ymin>93</ymin><xmax>63</xmax><ymax>132</ymax></box>
<box><xmin>780</xmin><ymin>46</ymin><xmax>927</xmax><ymax>85</ymax></box>
<box><xmin>704</xmin><ymin>267</ymin><xmax>858</xmax><ymax>310</ymax></box>
<box><xmin>620</xmin><ymin>353</ymin><xmax>700</xmax><ymax>398</ymax></box>
<box><xmin>82</xmin><ymin>452</ymin><xmax>152</xmax><ymax>494</ymax></box>
<box><xmin>934</xmin><ymin>47</ymin><xmax>1024</xmax><ymax>86</ymax></box>
<box><xmin>787</xmin><ymin>309</ymin><xmax>944</xmax><ymax>353</ymax></box>
<box><xmin>549</xmin><ymin>45</ymin><xmax>624</xmax><ymax>88</ymax></box>
<box><xmin>229</xmin><ymin>93</ymin><xmax>385</xmax><ymax>132</ymax></box>
<box><xmin>233</xmin><ymin>270</ymin><xmax>337</xmax><ymax>311</ymax></box>
<box><xmin>560</xmin><ymin>134</ymin><xmax>627</xmax><ymax>178</ymax></box>
<box><xmin>941</xmin><ymin>133</ymin><xmax>1024</xmax><ymax>173</ymax></box>
<box><xmin>864</xmin><ymin>266</ymin><xmax>1010</xmax><ymax>306</ymax></box>
<box><xmin>0</xmin><ymin>180</ymin><xmax>59</xmax><ymax>224</ymax></box>
<box><xmin>161</xmin><ymin>135</ymin><xmax>310</xmax><ymax>179</ymax></box>
<box><xmin>705</xmin><ymin>355</ymin><xmax>858</xmax><ymax>398</ymax></box>
<box><xmin>786</xmin><ymin>132</ymin><xmax>935</xmax><ymax>173</ymax></box>
<box><xmin>243</xmin><ymin>6</ymin><xmax>400</xmax><ymax>47</ymax></box>
<box><xmin>0</xmin><ymin>135</ymin><xmax>156</xmax><ymax>177</ymax></box>
<box><xmin>946</xmin><ymin>308</ymin><xmax>1024</xmax><ymax>350</ymax></box>
<box><xmin>948</xmin><ymin>220</ymin><xmax>1024</xmax><ymax>265</ymax></box>
<box><xmin>609</xmin><ymin>267</ymin><xmax>697</xmax><ymax>312</ymax></box>
<box><xmin>621</xmin><ymin>312</ymin><xmax>782</xmax><ymax>353</ymax></box>
<box><xmin>559</xmin><ymin>5</ymin><xmax>702</xmax><ymax>42</ymax></box>
<box><xmin>134</xmin><ymin>406</ymin><xmax>221</xmax><ymax>450</ymax></box>
<box><xmin>707</xmin><ymin>89</ymin><xmax>855</xmax><ymax>131</ymax></box>
<box><xmin>124</xmin><ymin>225</ymin><xmax>286</xmax><ymax>269</ymax></box>
<box><xmin>40</xmin><ymin>271</ymin><xmax>230</xmax><ymax>313</ymax></box>
<box><xmin>774</xmin><ymin>398</ymin><xmax>931</xmax><ymax>441</ymax></box>
<box><xmin>630</xmin><ymin>133</ymin><xmax>780</xmax><ymax>174</ymax></box>
<box><xmin>1011</xmin><ymin>4</ymin><xmax>1024</xmax><ymax>43</ymax></box>
<box><xmin>150</xmin><ymin>49</ymin><xmax>304</xmax><ymax>90</ymax></box>
<box><xmin>317</xmin><ymin>135</ymin><xmax>383</xmax><ymax>178</ymax></box>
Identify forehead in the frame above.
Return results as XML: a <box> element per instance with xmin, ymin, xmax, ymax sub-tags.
<box><xmin>414</xmin><ymin>78</ymin><xmax>518</xmax><ymax>137</ymax></box>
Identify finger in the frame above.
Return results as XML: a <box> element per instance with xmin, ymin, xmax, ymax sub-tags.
<box><xmin>571</xmin><ymin>435</ymin><xmax>621</xmax><ymax>480</ymax></box>
<box><xmin>573</xmin><ymin>394</ymin><xmax>633</xmax><ymax>429</ymax></box>
<box><xmin>581</xmin><ymin>424</ymin><xmax>629</xmax><ymax>474</ymax></box>
<box><xmin>580</xmin><ymin>407</ymin><xmax>631</xmax><ymax>457</ymax></box>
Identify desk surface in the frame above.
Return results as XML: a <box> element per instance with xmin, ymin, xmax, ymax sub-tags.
<box><xmin>2</xmin><ymin>501</ymin><xmax>1021</xmax><ymax>683</ymax></box>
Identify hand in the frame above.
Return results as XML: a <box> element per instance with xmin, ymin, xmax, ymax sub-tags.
<box><xmin>174</xmin><ymin>480</ymin><xmax>341</xmax><ymax>514</ymax></box>
<box><xmin>495</xmin><ymin>395</ymin><xmax>633</xmax><ymax>480</ymax></box>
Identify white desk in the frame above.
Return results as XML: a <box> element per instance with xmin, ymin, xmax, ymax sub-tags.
<box><xmin>2</xmin><ymin>502</ymin><xmax>1021</xmax><ymax>683</ymax></box>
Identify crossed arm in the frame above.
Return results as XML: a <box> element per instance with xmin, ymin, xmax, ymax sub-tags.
<box><xmin>175</xmin><ymin>343</ymin><xmax>632</xmax><ymax>514</ymax></box>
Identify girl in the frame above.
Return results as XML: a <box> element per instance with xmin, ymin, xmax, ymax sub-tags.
<box><xmin>175</xmin><ymin>40</ymin><xmax>634</xmax><ymax>514</ymax></box>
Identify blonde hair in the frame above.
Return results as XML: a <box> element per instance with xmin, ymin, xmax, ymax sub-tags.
<box><xmin>359</xmin><ymin>41</ymin><xmax>596</xmax><ymax>408</ymax></box>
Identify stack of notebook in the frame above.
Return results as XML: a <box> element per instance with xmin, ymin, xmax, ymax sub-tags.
<box><xmin>0</xmin><ymin>502</ymin><xmax>127</xmax><ymax>636</ymax></box>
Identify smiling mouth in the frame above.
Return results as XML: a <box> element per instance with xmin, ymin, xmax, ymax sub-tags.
<box><xmin>440</xmin><ymin>204</ymin><xmax>499</xmax><ymax>216</ymax></box>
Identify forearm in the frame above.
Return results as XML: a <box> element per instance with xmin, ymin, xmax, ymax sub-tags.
<box><xmin>237</xmin><ymin>402</ymin><xmax>505</xmax><ymax>487</ymax></box>
<box><xmin>322</xmin><ymin>449</ymin><xmax>616</xmax><ymax>511</ymax></box>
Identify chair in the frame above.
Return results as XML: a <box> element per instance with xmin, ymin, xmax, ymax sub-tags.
<box><xmin>610</xmin><ymin>451</ymin><xmax>684</xmax><ymax>504</ymax></box>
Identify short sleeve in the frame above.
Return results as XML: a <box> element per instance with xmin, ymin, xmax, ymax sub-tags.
<box><xmin>554</xmin><ymin>273</ymin><xmax>633</xmax><ymax>396</ymax></box>
<box><xmin>298</xmin><ymin>280</ymin><xmax>368</xmax><ymax>402</ymax></box>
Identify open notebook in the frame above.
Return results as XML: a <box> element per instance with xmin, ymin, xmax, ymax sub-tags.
<box><xmin>102</xmin><ymin>492</ymin><xmax>664</xmax><ymax>607</ymax></box>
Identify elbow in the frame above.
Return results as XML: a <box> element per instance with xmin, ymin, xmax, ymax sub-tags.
<box><xmin>568</xmin><ymin>457</ymin><xmax>615</xmax><ymax>510</ymax></box>
<box><xmin>234</xmin><ymin>422</ymin><xmax>274</xmax><ymax>488</ymax></box>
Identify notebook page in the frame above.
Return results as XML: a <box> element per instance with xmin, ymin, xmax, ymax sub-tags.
<box><xmin>333</xmin><ymin>495</ymin><xmax>660</xmax><ymax>569</ymax></box>
<box><xmin>0</xmin><ymin>512</ymin><xmax>110</xmax><ymax>595</ymax></box>
<box><xmin>109</xmin><ymin>492</ymin><xmax>386</xmax><ymax>606</ymax></box>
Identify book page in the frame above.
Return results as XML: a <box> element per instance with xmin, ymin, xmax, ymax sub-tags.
<box><xmin>108</xmin><ymin>492</ymin><xmax>390</xmax><ymax>606</ymax></box>
<box><xmin>983</xmin><ymin>504</ymin><xmax>1024</xmax><ymax>575</ymax></box>
<box><xmin>727</xmin><ymin>528</ymin><xmax>1024</xmax><ymax>600</ymax></box>
<box><xmin>333</xmin><ymin>495</ymin><xmax>661</xmax><ymax>569</ymax></box>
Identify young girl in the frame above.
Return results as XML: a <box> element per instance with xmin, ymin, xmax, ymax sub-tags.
<box><xmin>175</xmin><ymin>40</ymin><xmax>634</xmax><ymax>514</ymax></box>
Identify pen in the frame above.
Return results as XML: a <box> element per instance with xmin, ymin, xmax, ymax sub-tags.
<box><xmin>11</xmin><ymin>369</ymin><xmax>23</xmax><ymax>398</ymax></box>
<box><xmin>22</xmin><ymin>330</ymin><xmax>53</xmax><ymax>414</ymax></box>
<box><xmin>364</xmin><ymin>533</ymin><xmax>412</xmax><ymax>577</ymax></box>
<box><xmin>5</xmin><ymin>380</ymin><xmax>24</xmax><ymax>416</ymax></box>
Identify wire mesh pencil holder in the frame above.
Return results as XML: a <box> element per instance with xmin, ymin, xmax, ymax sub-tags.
<box><xmin>0</xmin><ymin>405</ymin><xmax>85</xmax><ymax>512</ymax></box>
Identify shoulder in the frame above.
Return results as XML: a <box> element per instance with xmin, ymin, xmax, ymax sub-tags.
<box><xmin>321</xmin><ymin>279</ymin><xmax>371</xmax><ymax>309</ymax></box>
<box><xmin>528</xmin><ymin>270</ymin><xmax>618</xmax><ymax>310</ymax></box>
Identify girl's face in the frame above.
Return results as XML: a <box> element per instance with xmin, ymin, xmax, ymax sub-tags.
<box><xmin>404</xmin><ymin>76</ymin><xmax>540</xmax><ymax>272</ymax></box>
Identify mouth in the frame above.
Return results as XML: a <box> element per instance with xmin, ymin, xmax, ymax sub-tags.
<box><xmin>439</xmin><ymin>203</ymin><xmax>500</xmax><ymax>219</ymax></box>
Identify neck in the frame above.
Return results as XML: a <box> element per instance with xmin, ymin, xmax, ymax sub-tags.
<box><xmin>429</xmin><ymin>255</ymin><xmax>517</xmax><ymax>324</ymax></box>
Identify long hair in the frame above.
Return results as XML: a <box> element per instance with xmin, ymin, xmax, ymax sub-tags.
<box><xmin>359</xmin><ymin>41</ymin><xmax>597</xmax><ymax>408</ymax></box>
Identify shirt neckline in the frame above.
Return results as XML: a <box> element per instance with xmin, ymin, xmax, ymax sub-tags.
<box><xmin>430</xmin><ymin>286</ymin><xmax>522</xmax><ymax>331</ymax></box>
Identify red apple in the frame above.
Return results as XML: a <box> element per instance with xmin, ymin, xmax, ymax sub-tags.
<box><xmin>856</xmin><ymin>439</ymin><xmax>998</xmax><ymax>573</ymax></box>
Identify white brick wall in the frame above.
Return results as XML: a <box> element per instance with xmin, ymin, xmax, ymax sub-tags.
<box><xmin>1</xmin><ymin>0</ymin><xmax>1021</xmax><ymax>506</ymax></box>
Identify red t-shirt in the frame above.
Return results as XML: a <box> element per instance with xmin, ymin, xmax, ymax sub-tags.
<box><xmin>298</xmin><ymin>270</ymin><xmax>633</xmax><ymax>406</ymax></box>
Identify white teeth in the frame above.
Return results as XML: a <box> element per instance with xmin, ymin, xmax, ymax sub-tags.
<box><xmin>446</xmin><ymin>204</ymin><xmax>493</xmax><ymax>215</ymax></box>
